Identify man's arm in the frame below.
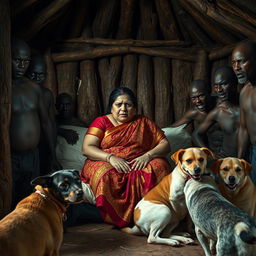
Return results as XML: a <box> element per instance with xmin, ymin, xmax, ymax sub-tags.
<box><xmin>170</xmin><ymin>110</ymin><xmax>195</xmax><ymax>128</ymax></box>
<box><xmin>237</xmin><ymin>106</ymin><xmax>249</xmax><ymax>158</ymax></box>
<box><xmin>46</xmin><ymin>90</ymin><xmax>57</xmax><ymax>147</ymax></box>
<box><xmin>192</xmin><ymin>110</ymin><xmax>217</xmax><ymax>147</ymax></box>
<box><xmin>37</xmin><ymin>85</ymin><xmax>61</xmax><ymax>170</ymax></box>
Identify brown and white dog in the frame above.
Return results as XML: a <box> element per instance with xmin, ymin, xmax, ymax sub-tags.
<box><xmin>211</xmin><ymin>157</ymin><xmax>256</xmax><ymax>218</ymax></box>
<box><xmin>122</xmin><ymin>147</ymin><xmax>214</xmax><ymax>246</ymax></box>
<box><xmin>0</xmin><ymin>170</ymin><xmax>84</xmax><ymax>256</ymax></box>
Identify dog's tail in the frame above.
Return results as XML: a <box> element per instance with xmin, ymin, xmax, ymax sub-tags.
<box><xmin>235</xmin><ymin>222</ymin><xmax>256</xmax><ymax>244</ymax></box>
<box><xmin>121</xmin><ymin>225</ymin><xmax>143</xmax><ymax>235</ymax></box>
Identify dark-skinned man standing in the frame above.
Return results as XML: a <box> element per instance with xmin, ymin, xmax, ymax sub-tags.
<box><xmin>193</xmin><ymin>66</ymin><xmax>239</xmax><ymax>159</ymax></box>
<box><xmin>10</xmin><ymin>38</ymin><xmax>61</xmax><ymax>207</ymax></box>
<box><xmin>232</xmin><ymin>40</ymin><xmax>256</xmax><ymax>184</ymax></box>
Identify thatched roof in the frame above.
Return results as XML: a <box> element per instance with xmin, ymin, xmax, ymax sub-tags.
<box><xmin>11</xmin><ymin>0</ymin><xmax>256</xmax><ymax>56</ymax></box>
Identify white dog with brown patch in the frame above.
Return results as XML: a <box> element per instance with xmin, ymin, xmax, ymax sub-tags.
<box><xmin>122</xmin><ymin>147</ymin><xmax>214</xmax><ymax>246</ymax></box>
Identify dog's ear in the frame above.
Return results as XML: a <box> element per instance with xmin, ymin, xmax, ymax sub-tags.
<box><xmin>211</xmin><ymin>159</ymin><xmax>223</xmax><ymax>173</ymax></box>
<box><xmin>171</xmin><ymin>149</ymin><xmax>186</xmax><ymax>164</ymax></box>
<box><xmin>240</xmin><ymin>159</ymin><xmax>252</xmax><ymax>175</ymax></box>
<box><xmin>200</xmin><ymin>147</ymin><xmax>215</xmax><ymax>159</ymax></box>
<box><xmin>30</xmin><ymin>175</ymin><xmax>53</xmax><ymax>188</ymax></box>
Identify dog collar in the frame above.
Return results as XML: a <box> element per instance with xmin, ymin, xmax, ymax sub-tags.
<box><xmin>35</xmin><ymin>189</ymin><xmax>67</xmax><ymax>222</ymax></box>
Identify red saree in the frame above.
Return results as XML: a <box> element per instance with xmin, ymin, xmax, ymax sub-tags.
<box><xmin>80</xmin><ymin>115</ymin><xmax>171</xmax><ymax>227</ymax></box>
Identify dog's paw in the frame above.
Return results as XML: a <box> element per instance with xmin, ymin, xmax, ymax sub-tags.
<box><xmin>169</xmin><ymin>240</ymin><xmax>181</xmax><ymax>247</ymax></box>
<box><xmin>183</xmin><ymin>237</ymin><xmax>195</xmax><ymax>245</ymax></box>
<box><xmin>178</xmin><ymin>232</ymin><xmax>191</xmax><ymax>237</ymax></box>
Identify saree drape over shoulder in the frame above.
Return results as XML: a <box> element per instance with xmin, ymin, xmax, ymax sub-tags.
<box><xmin>80</xmin><ymin>115</ymin><xmax>171</xmax><ymax>227</ymax></box>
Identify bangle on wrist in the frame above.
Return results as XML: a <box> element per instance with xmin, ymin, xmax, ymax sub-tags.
<box><xmin>106</xmin><ymin>153</ymin><xmax>114</xmax><ymax>162</ymax></box>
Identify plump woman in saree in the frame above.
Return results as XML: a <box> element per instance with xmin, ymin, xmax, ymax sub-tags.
<box><xmin>81</xmin><ymin>87</ymin><xmax>171</xmax><ymax>227</ymax></box>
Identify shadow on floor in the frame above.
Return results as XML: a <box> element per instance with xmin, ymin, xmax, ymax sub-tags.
<box><xmin>60</xmin><ymin>223</ymin><xmax>204</xmax><ymax>256</ymax></box>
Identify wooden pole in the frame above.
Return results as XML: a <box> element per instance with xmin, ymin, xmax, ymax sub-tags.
<box><xmin>154</xmin><ymin>0</ymin><xmax>180</xmax><ymax>40</ymax></box>
<box><xmin>21</xmin><ymin>0</ymin><xmax>72</xmax><ymax>40</ymax></box>
<box><xmin>218</xmin><ymin>0</ymin><xmax>256</xmax><ymax>28</ymax></box>
<box><xmin>170</xmin><ymin>0</ymin><xmax>192</xmax><ymax>44</ymax></box>
<box><xmin>78</xmin><ymin>60</ymin><xmax>102</xmax><ymax>124</ymax></box>
<box><xmin>64</xmin><ymin>37</ymin><xmax>188</xmax><ymax>47</ymax></box>
<box><xmin>44</xmin><ymin>49</ymin><xmax>58</xmax><ymax>102</ymax></box>
<box><xmin>118</xmin><ymin>0</ymin><xmax>137</xmax><ymax>94</ymax></box>
<box><xmin>154</xmin><ymin>57</ymin><xmax>173</xmax><ymax>127</ymax></box>
<box><xmin>52</xmin><ymin>46</ymin><xmax>197</xmax><ymax>63</ymax></box>
<box><xmin>187</xmin><ymin>0</ymin><xmax>256</xmax><ymax>40</ymax></box>
<box><xmin>78</xmin><ymin>26</ymin><xmax>102</xmax><ymax>124</ymax></box>
<box><xmin>231</xmin><ymin>0</ymin><xmax>256</xmax><ymax>16</ymax></box>
<box><xmin>0</xmin><ymin>0</ymin><xmax>12</xmax><ymax>218</ymax></box>
<box><xmin>171</xmin><ymin>0</ymin><xmax>213</xmax><ymax>46</ymax></box>
<box><xmin>11</xmin><ymin>0</ymin><xmax>40</xmax><ymax>17</ymax></box>
<box><xmin>120</xmin><ymin>54</ymin><xmax>138</xmax><ymax>94</ymax></box>
<box><xmin>92</xmin><ymin>0</ymin><xmax>119</xmax><ymax>38</ymax></box>
<box><xmin>180</xmin><ymin>1</ymin><xmax>237</xmax><ymax>44</ymax></box>
<box><xmin>98</xmin><ymin>57</ymin><xmax>122</xmax><ymax>112</ymax></box>
<box><xmin>116</xmin><ymin>0</ymin><xmax>135</xmax><ymax>40</ymax></box>
<box><xmin>193</xmin><ymin>49</ymin><xmax>209</xmax><ymax>84</ymax></box>
<box><xmin>172</xmin><ymin>59</ymin><xmax>193</xmax><ymax>122</ymax></box>
<box><xmin>56</xmin><ymin>62</ymin><xmax>78</xmax><ymax>101</ymax></box>
<box><xmin>136</xmin><ymin>0</ymin><xmax>157</xmax><ymax>121</ymax></box>
<box><xmin>67</xmin><ymin>0</ymin><xmax>89</xmax><ymax>38</ymax></box>
<box><xmin>92</xmin><ymin>0</ymin><xmax>121</xmax><ymax>112</ymax></box>
<box><xmin>209</xmin><ymin>44</ymin><xmax>236</xmax><ymax>61</ymax></box>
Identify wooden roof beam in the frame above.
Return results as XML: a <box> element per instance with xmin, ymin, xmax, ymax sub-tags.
<box><xmin>11</xmin><ymin>0</ymin><xmax>41</xmax><ymax>17</ymax></box>
<box><xmin>188</xmin><ymin>0</ymin><xmax>256</xmax><ymax>40</ymax></box>
<box><xmin>52</xmin><ymin>46</ymin><xmax>197</xmax><ymax>63</ymax></box>
<box><xmin>179</xmin><ymin>1</ymin><xmax>237</xmax><ymax>45</ymax></box>
<box><xmin>169</xmin><ymin>2</ymin><xmax>213</xmax><ymax>47</ymax></box>
<box><xmin>154</xmin><ymin>0</ymin><xmax>180</xmax><ymax>40</ymax></box>
<box><xmin>116</xmin><ymin>0</ymin><xmax>135</xmax><ymax>39</ymax></box>
<box><xmin>217</xmin><ymin>0</ymin><xmax>256</xmax><ymax>28</ymax></box>
<box><xmin>21</xmin><ymin>0</ymin><xmax>72</xmax><ymax>41</ymax></box>
<box><xmin>63</xmin><ymin>37</ymin><xmax>189</xmax><ymax>47</ymax></box>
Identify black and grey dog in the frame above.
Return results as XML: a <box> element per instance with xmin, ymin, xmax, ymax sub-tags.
<box><xmin>184</xmin><ymin>175</ymin><xmax>256</xmax><ymax>256</ymax></box>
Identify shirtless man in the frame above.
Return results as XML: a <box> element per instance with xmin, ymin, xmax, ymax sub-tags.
<box><xmin>26</xmin><ymin>55</ymin><xmax>56</xmax><ymax>174</ymax></box>
<box><xmin>56</xmin><ymin>93</ymin><xmax>87</xmax><ymax>145</ymax></box>
<box><xmin>171</xmin><ymin>80</ymin><xmax>222</xmax><ymax>154</ymax></box>
<box><xmin>10</xmin><ymin>38</ymin><xmax>61</xmax><ymax>206</ymax></box>
<box><xmin>232</xmin><ymin>40</ymin><xmax>256</xmax><ymax>184</ymax></box>
<box><xmin>193</xmin><ymin>66</ymin><xmax>239</xmax><ymax>158</ymax></box>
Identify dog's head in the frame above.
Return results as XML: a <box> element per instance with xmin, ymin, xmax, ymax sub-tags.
<box><xmin>171</xmin><ymin>147</ymin><xmax>214</xmax><ymax>180</ymax></box>
<box><xmin>211</xmin><ymin>157</ymin><xmax>252</xmax><ymax>190</ymax></box>
<box><xmin>31</xmin><ymin>170</ymin><xmax>84</xmax><ymax>204</ymax></box>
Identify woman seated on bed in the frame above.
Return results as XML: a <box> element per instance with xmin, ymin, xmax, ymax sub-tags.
<box><xmin>81</xmin><ymin>87</ymin><xmax>171</xmax><ymax>227</ymax></box>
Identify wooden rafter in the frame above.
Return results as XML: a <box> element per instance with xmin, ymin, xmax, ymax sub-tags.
<box><xmin>180</xmin><ymin>1</ymin><xmax>237</xmax><ymax>45</ymax></box>
<box><xmin>154</xmin><ymin>0</ymin><xmax>180</xmax><ymax>40</ymax></box>
<box><xmin>21</xmin><ymin>0</ymin><xmax>72</xmax><ymax>40</ymax></box>
<box><xmin>63</xmin><ymin>37</ymin><xmax>189</xmax><ymax>47</ymax></box>
<box><xmin>52</xmin><ymin>45</ymin><xmax>197</xmax><ymax>63</ymax></box>
<box><xmin>187</xmin><ymin>0</ymin><xmax>256</xmax><ymax>40</ymax></box>
<box><xmin>11</xmin><ymin>0</ymin><xmax>41</xmax><ymax>17</ymax></box>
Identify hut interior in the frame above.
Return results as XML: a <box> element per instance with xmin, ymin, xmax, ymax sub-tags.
<box><xmin>1</xmin><ymin>1</ymin><xmax>256</xmax><ymax>252</ymax></box>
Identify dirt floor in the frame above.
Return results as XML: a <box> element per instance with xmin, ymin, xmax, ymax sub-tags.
<box><xmin>60</xmin><ymin>223</ymin><xmax>204</xmax><ymax>256</ymax></box>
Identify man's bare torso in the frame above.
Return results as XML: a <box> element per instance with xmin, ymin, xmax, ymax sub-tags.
<box><xmin>10</xmin><ymin>78</ymin><xmax>41</xmax><ymax>152</ymax></box>
<box><xmin>240</xmin><ymin>83</ymin><xmax>256</xmax><ymax>145</ymax></box>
